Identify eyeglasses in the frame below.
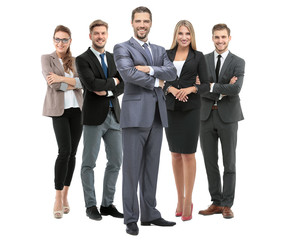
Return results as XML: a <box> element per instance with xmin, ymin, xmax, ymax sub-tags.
<box><xmin>53</xmin><ymin>38</ymin><xmax>70</xmax><ymax>44</ymax></box>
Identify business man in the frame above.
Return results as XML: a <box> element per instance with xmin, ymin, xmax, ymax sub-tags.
<box><xmin>113</xmin><ymin>6</ymin><xmax>177</xmax><ymax>236</ymax></box>
<box><xmin>199</xmin><ymin>24</ymin><xmax>245</xmax><ymax>219</ymax></box>
<box><xmin>76</xmin><ymin>20</ymin><xmax>124</xmax><ymax>221</ymax></box>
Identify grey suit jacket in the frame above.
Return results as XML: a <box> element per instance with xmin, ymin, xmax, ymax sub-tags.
<box><xmin>113</xmin><ymin>37</ymin><xmax>177</xmax><ymax>128</ymax></box>
<box><xmin>41</xmin><ymin>51</ymin><xmax>83</xmax><ymax>117</ymax></box>
<box><xmin>201</xmin><ymin>51</ymin><xmax>245</xmax><ymax>123</ymax></box>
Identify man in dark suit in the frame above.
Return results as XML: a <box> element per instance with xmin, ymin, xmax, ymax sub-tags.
<box><xmin>113</xmin><ymin>6</ymin><xmax>177</xmax><ymax>236</ymax></box>
<box><xmin>199</xmin><ymin>24</ymin><xmax>245</xmax><ymax>219</ymax></box>
<box><xmin>76</xmin><ymin>20</ymin><xmax>124</xmax><ymax>221</ymax></box>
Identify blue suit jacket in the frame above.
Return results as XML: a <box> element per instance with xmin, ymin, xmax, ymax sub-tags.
<box><xmin>113</xmin><ymin>37</ymin><xmax>177</xmax><ymax>128</ymax></box>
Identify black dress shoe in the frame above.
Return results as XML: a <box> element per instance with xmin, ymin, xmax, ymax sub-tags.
<box><xmin>126</xmin><ymin>222</ymin><xmax>139</xmax><ymax>235</ymax></box>
<box><xmin>141</xmin><ymin>217</ymin><xmax>176</xmax><ymax>226</ymax></box>
<box><xmin>100</xmin><ymin>204</ymin><xmax>124</xmax><ymax>218</ymax></box>
<box><xmin>86</xmin><ymin>206</ymin><xmax>102</xmax><ymax>221</ymax></box>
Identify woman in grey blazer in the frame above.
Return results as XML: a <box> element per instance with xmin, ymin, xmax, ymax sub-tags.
<box><xmin>41</xmin><ymin>25</ymin><xmax>83</xmax><ymax>219</ymax></box>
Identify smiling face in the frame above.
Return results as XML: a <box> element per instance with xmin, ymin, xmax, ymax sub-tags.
<box><xmin>89</xmin><ymin>25</ymin><xmax>108</xmax><ymax>52</ymax></box>
<box><xmin>212</xmin><ymin>29</ymin><xmax>231</xmax><ymax>54</ymax></box>
<box><xmin>131</xmin><ymin>12</ymin><xmax>152</xmax><ymax>42</ymax></box>
<box><xmin>177</xmin><ymin>25</ymin><xmax>191</xmax><ymax>48</ymax></box>
<box><xmin>53</xmin><ymin>31</ymin><xmax>71</xmax><ymax>57</ymax></box>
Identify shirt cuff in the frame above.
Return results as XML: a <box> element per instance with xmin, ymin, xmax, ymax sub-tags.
<box><xmin>154</xmin><ymin>78</ymin><xmax>159</xmax><ymax>87</ymax></box>
<box><xmin>148</xmin><ymin>66</ymin><xmax>154</xmax><ymax>76</ymax></box>
<box><xmin>74</xmin><ymin>77</ymin><xmax>82</xmax><ymax>88</ymax></box>
<box><xmin>210</xmin><ymin>83</ymin><xmax>215</xmax><ymax>92</ymax></box>
<box><xmin>60</xmin><ymin>82</ymin><xmax>68</xmax><ymax>91</ymax></box>
<box><xmin>113</xmin><ymin>78</ymin><xmax>117</xmax><ymax>86</ymax></box>
<box><xmin>107</xmin><ymin>91</ymin><xmax>113</xmax><ymax>97</ymax></box>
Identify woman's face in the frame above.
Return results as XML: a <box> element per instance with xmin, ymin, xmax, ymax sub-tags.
<box><xmin>53</xmin><ymin>31</ymin><xmax>71</xmax><ymax>56</ymax></box>
<box><xmin>177</xmin><ymin>26</ymin><xmax>191</xmax><ymax>48</ymax></box>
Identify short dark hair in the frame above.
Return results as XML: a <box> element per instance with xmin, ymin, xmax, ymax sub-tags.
<box><xmin>89</xmin><ymin>19</ymin><xmax>108</xmax><ymax>33</ymax></box>
<box><xmin>131</xmin><ymin>6</ymin><xmax>152</xmax><ymax>22</ymax></box>
<box><xmin>212</xmin><ymin>24</ymin><xmax>231</xmax><ymax>36</ymax></box>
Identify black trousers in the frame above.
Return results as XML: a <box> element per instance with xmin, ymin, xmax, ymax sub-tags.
<box><xmin>52</xmin><ymin>108</ymin><xmax>82</xmax><ymax>190</ymax></box>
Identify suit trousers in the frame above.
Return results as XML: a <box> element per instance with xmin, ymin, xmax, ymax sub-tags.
<box><xmin>122</xmin><ymin>106</ymin><xmax>163</xmax><ymax>224</ymax></box>
<box><xmin>200</xmin><ymin>109</ymin><xmax>238</xmax><ymax>207</ymax></box>
<box><xmin>52</xmin><ymin>108</ymin><xmax>82</xmax><ymax>190</ymax></box>
<box><xmin>81</xmin><ymin>109</ymin><xmax>122</xmax><ymax>208</ymax></box>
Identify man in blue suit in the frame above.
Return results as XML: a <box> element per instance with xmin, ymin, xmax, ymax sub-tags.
<box><xmin>113</xmin><ymin>6</ymin><xmax>177</xmax><ymax>236</ymax></box>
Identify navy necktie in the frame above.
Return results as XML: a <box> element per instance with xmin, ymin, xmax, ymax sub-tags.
<box><xmin>100</xmin><ymin>53</ymin><xmax>112</xmax><ymax>107</ymax></box>
<box><xmin>143</xmin><ymin>43</ymin><xmax>153</xmax><ymax>65</ymax></box>
<box><xmin>100</xmin><ymin>53</ymin><xmax>108</xmax><ymax>78</ymax></box>
<box><xmin>215</xmin><ymin>55</ymin><xmax>221</xmax><ymax>82</ymax></box>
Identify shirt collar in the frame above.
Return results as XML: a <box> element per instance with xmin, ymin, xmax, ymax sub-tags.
<box><xmin>90</xmin><ymin>46</ymin><xmax>106</xmax><ymax>59</ymax></box>
<box><xmin>214</xmin><ymin>50</ymin><xmax>229</xmax><ymax>60</ymax></box>
<box><xmin>133</xmin><ymin>36</ymin><xmax>150</xmax><ymax>47</ymax></box>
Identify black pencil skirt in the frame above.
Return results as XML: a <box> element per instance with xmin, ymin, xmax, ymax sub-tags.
<box><xmin>165</xmin><ymin>108</ymin><xmax>200</xmax><ymax>154</ymax></box>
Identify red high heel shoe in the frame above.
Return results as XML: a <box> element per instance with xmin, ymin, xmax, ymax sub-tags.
<box><xmin>175</xmin><ymin>211</ymin><xmax>182</xmax><ymax>217</ymax></box>
<box><xmin>181</xmin><ymin>203</ymin><xmax>193</xmax><ymax>221</ymax></box>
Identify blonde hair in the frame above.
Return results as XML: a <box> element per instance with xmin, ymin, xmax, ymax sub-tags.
<box><xmin>170</xmin><ymin>20</ymin><xmax>197</xmax><ymax>50</ymax></box>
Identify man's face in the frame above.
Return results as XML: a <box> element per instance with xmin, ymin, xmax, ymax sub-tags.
<box><xmin>131</xmin><ymin>12</ymin><xmax>152</xmax><ymax>42</ymax></box>
<box><xmin>212</xmin><ymin>29</ymin><xmax>231</xmax><ymax>54</ymax></box>
<box><xmin>89</xmin><ymin>26</ymin><xmax>108</xmax><ymax>51</ymax></box>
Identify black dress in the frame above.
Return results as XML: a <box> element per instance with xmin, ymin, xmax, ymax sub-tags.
<box><xmin>164</xmin><ymin>46</ymin><xmax>210</xmax><ymax>154</ymax></box>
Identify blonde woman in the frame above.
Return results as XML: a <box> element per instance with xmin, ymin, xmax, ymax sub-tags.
<box><xmin>41</xmin><ymin>25</ymin><xmax>83</xmax><ymax>219</ymax></box>
<box><xmin>164</xmin><ymin>20</ymin><xmax>210</xmax><ymax>221</ymax></box>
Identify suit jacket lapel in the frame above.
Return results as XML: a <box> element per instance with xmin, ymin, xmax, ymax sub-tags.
<box><xmin>218</xmin><ymin>52</ymin><xmax>233</xmax><ymax>82</ymax></box>
<box><xmin>51</xmin><ymin>51</ymin><xmax>64</xmax><ymax>75</ymax></box>
<box><xmin>86</xmin><ymin>48</ymin><xmax>106</xmax><ymax>78</ymax></box>
<box><xmin>207</xmin><ymin>52</ymin><xmax>216</xmax><ymax>82</ymax></box>
<box><xmin>129</xmin><ymin>37</ymin><xmax>153</xmax><ymax>66</ymax></box>
<box><xmin>106</xmin><ymin>52</ymin><xmax>115</xmax><ymax>77</ymax></box>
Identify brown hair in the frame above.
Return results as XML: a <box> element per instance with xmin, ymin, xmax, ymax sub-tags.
<box><xmin>212</xmin><ymin>23</ymin><xmax>231</xmax><ymax>36</ymax></box>
<box><xmin>131</xmin><ymin>6</ymin><xmax>152</xmax><ymax>22</ymax></box>
<box><xmin>53</xmin><ymin>25</ymin><xmax>74</xmax><ymax>74</ymax></box>
<box><xmin>170</xmin><ymin>20</ymin><xmax>197</xmax><ymax>50</ymax></box>
<box><xmin>89</xmin><ymin>19</ymin><xmax>108</xmax><ymax>33</ymax></box>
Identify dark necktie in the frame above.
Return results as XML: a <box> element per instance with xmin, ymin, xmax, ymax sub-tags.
<box><xmin>100</xmin><ymin>53</ymin><xmax>112</xmax><ymax>107</ymax></box>
<box><xmin>100</xmin><ymin>53</ymin><xmax>108</xmax><ymax>78</ymax></box>
<box><xmin>143</xmin><ymin>43</ymin><xmax>153</xmax><ymax>65</ymax></box>
<box><xmin>215</xmin><ymin>54</ymin><xmax>221</xmax><ymax>82</ymax></box>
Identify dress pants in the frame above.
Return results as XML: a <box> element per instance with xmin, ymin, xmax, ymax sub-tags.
<box><xmin>200</xmin><ymin>109</ymin><xmax>238</xmax><ymax>207</ymax></box>
<box><xmin>52</xmin><ymin>108</ymin><xmax>82</xmax><ymax>190</ymax></box>
<box><xmin>122</xmin><ymin>107</ymin><xmax>163</xmax><ymax>224</ymax></box>
<box><xmin>81</xmin><ymin>109</ymin><xmax>122</xmax><ymax>208</ymax></box>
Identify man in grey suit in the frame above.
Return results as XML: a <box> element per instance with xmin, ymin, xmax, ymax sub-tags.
<box><xmin>113</xmin><ymin>6</ymin><xmax>177</xmax><ymax>235</ymax></box>
<box><xmin>199</xmin><ymin>24</ymin><xmax>245</xmax><ymax>219</ymax></box>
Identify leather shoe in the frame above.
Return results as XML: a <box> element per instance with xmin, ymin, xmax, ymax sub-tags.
<box><xmin>86</xmin><ymin>206</ymin><xmax>102</xmax><ymax>221</ymax></box>
<box><xmin>198</xmin><ymin>204</ymin><xmax>223</xmax><ymax>215</ymax></box>
<box><xmin>141</xmin><ymin>217</ymin><xmax>176</xmax><ymax>226</ymax></box>
<box><xmin>126</xmin><ymin>222</ymin><xmax>139</xmax><ymax>235</ymax></box>
<box><xmin>222</xmin><ymin>207</ymin><xmax>234</xmax><ymax>219</ymax></box>
<box><xmin>100</xmin><ymin>205</ymin><xmax>124</xmax><ymax>218</ymax></box>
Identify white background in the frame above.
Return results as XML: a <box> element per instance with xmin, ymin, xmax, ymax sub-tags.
<box><xmin>1</xmin><ymin>0</ymin><xmax>281</xmax><ymax>239</ymax></box>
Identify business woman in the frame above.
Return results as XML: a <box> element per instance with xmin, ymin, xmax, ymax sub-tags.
<box><xmin>164</xmin><ymin>20</ymin><xmax>210</xmax><ymax>221</ymax></box>
<box><xmin>41</xmin><ymin>25</ymin><xmax>83</xmax><ymax>219</ymax></box>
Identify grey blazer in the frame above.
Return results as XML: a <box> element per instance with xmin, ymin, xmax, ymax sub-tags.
<box><xmin>113</xmin><ymin>37</ymin><xmax>177</xmax><ymax>128</ymax></box>
<box><xmin>200</xmin><ymin>51</ymin><xmax>245</xmax><ymax>123</ymax></box>
<box><xmin>41</xmin><ymin>51</ymin><xmax>83</xmax><ymax>117</ymax></box>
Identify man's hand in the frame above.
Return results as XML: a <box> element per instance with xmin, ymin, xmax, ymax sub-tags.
<box><xmin>135</xmin><ymin>65</ymin><xmax>150</xmax><ymax>73</ymax></box>
<box><xmin>159</xmin><ymin>80</ymin><xmax>165</xmax><ymax>89</ymax></box>
<box><xmin>94</xmin><ymin>91</ymin><xmax>107</xmax><ymax>96</ymax></box>
<box><xmin>195</xmin><ymin>75</ymin><xmax>201</xmax><ymax>85</ymax></box>
<box><xmin>114</xmin><ymin>78</ymin><xmax>120</xmax><ymax>85</ymax></box>
<box><xmin>229</xmin><ymin>76</ymin><xmax>237</xmax><ymax>84</ymax></box>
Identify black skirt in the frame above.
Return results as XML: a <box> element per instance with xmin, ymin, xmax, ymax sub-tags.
<box><xmin>165</xmin><ymin>108</ymin><xmax>200</xmax><ymax>154</ymax></box>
